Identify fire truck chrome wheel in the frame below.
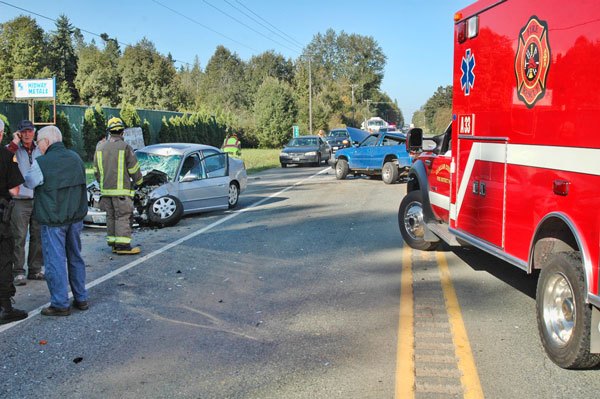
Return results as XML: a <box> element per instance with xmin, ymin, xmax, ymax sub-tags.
<box><xmin>398</xmin><ymin>190</ymin><xmax>439</xmax><ymax>251</ymax></box>
<box><xmin>536</xmin><ymin>252</ymin><xmax>600</xmax><ymax>369</ymax></box>
<box><xmin>404</xmin><ymin>202</ymin><xmax>425</xmax><ymax>240</ymax></box>
<box><xmin>542</xmin><ymin>271</ymin><xmax>574</xmax><ymax>346</ymax></box>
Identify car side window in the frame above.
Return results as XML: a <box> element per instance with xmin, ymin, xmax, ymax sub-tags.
<box><xmin>383</xmin><ymin>136</ymin><xmax>403</xmax><ymax>146</ymax></box>
<box><xmin>202</xmin><ymin>153</ymin><xmax>228</xmax><ymax>178</ymax></box>
<box><xmin>361</xmin><ymin>135</ymin><xmax>379</xmax><ymax>147</ymax></box>
<box><xmin>179</xmin><ymin>153</ymin><xmax>204</xmax><ymax>181</ymax></box>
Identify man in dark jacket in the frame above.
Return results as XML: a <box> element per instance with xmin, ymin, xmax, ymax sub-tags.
<box><xmin>24</xmin><ymin>126</ymin><xmax>88</xmax><ymax>316</ymax></box>
<box><xmin>0</xmin><ymin>119</ymin><xmax>28</xmax><ymax>324</ymax></box>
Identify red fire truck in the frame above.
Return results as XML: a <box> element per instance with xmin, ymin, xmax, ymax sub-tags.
<box><xmin>399</xmin><ymin>0</ymin><xmax>600</xmax><ymax>369</ymax></box>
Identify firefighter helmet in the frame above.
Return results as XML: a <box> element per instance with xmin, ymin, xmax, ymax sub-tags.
<box><xmin>107</xmin><ymin>117</ymin><xmax>125</xmax><ymax>133</ymax></box>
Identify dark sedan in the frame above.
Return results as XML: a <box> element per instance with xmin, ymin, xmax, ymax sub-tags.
<box><xmin>280</xmin><ymin>135</ymin><xmax>331</xmax><ymax>167</ymax></box>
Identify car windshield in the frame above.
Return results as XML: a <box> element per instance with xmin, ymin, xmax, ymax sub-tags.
<box><xmin>136</xmin><ymin>151</ymin><xmax>182</xmax><ymax>181</ymax></box>
<box><xmin>328</xmin><ymin>130</ymin><xmax>347</xmax><ymax>137</ymax></box>
<box><xmin>288</xmin><ymin>137</ymin><xmax>317</xmax><ymax>147</ymax></box>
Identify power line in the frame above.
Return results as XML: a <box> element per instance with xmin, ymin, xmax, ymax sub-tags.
<box><xmin>223</xmin><ymin>0</ymin><xmax>303</xmax><ymax>53</ymax></box>
<box><xmin>0</xmin><ymin>0</ymin><xmax>194</xmax><ymax>67</ymax></box>
<box><xmin>152</xmin><ymin>0</ymin><xmax>258</xmax><ymax>54</ymax></box>
<box><xmin>201</xmin><ymin>0</ymin><xmax>300</xmax><ymax>54</ymax></box>
<box><xmin>234</xmin><ymin>0</ymin><xmax>305</xmax><ymax>50</ymax></box>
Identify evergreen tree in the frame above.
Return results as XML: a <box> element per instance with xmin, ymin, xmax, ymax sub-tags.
<box><xmin>49</xmin><ymin>15</ymin><xmax>78</xmax><ymax>103</ymax></box>
<box><xmin>82</xmin><ymin>105</ymin><xmax>106</xmax><ymax>160</ymax></box>
<box><xmin>75</xmin><ymin>36</ymin><xmax>121</xmax><ymax>106</ymax></box>
<box><xmin>0</xmin><ymin>16</ymin><xmax>51</xmax><ymax>99</ymax></box>
<box><xmin>253</xmin><ymin>77</ymin><xmax>297</xmax><ymax>148</ymax></box>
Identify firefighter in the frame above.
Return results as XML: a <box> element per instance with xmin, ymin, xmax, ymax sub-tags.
<box><xmin>221</xmin><ymin>131</ymin><xmax>241</xmax><ymax>157</ymax></box>
<box><xmin>93</xmin><ymin>117</ymin><xmax>143</xmax><ymax>255</ymax></box>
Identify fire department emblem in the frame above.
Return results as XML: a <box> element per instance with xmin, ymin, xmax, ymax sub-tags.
<box><xmin>515</xmin><ymin>16</ymin><xmax>551</xmax><ymax>108</ymax></box>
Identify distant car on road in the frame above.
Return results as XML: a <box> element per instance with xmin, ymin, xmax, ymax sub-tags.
<box><xmin>333</xmin><ymin>131</ymin><xmax>412</xmax><ymax>184</ymax></box>
<box><xmin>325</xmin><ymin>128</ymin><xmax>351</xmax><ymax>153</ymax></box>
<box><xmin>85</xmin><ymin>143</ymin><xmax>247</xmax><ymax>228</ymax></box>
<box><xmin>280</xmin><ymin>135</ymin><xmax>331</xmax><ymax>167</ymax></box>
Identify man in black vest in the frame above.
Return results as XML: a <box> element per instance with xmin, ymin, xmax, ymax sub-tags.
<box><xmin>0</xmin><ymin>119</ymin><xmax>28</xmax><ymax>323</ymax></box>
<box><xmin>24</xmin><ymin>126</ymin><xmax>88</xmax><ymax>316</ymax></box>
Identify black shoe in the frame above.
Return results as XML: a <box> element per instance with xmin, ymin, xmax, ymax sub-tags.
<box><xmin>27</xmin><ymin>272</ymin><xmax>45</xmax><ymax>281</ymax></box>
<box><xmin>0</xmin><ymin>300</ymin><xmax>27</xmax><ymax>324</ymax></box>
<box><xmin>113</xmin><ymin>244</ymin><xmax>141</xmax><ymax>255</ymax></box>
<box><xmin>41</xmin><ymin>306</ymin><xmax>71</xmax><ymax>317</ymax></box>
<box><xmin>72</xmin><ymin>300</ymin><xmax>89</xmax><ymax>311</ymax></box>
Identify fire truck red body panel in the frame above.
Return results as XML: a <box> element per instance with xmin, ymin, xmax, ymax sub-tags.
<box><xmin>401</xmin><ymin>0</ymin><xmax>600</xmax><ymax>368</ymax></box>
<box><xmin>418</xmin><ymin>0</ymin><xmax>600</xmax><ymax>300</ymax></box>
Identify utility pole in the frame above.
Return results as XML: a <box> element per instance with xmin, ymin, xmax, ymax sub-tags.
<box><xmin>308</xmin><ymin>57</ymin><xmax>313</xmax><ymax>135</ymax></box>
<box><xmin>350</xmin><ymin>84</ymin><xmax>357</xmax><ymax>126</ymax></box>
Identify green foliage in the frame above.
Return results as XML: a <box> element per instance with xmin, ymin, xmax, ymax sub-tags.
<box><xmin>49</xmin><ymin>15</ymin><xmax>79</xmax><ymax>103</ymax></box>
<box><xmin>157</xmin><ymin>111</ymin><xmax>226</xmax><ymax>147</ymax></box>
<box><xmin>55</xmin><ymin>111</ymin><xmax>73</xmax><ymax>148</ymax></box>
<box><xmin>423</xmin><ymin>85</ymin><xmax>452</xmax><ymax>131</ymax></box>
<box><xmin>75</xmin><ymin>38</ymin><xmax>121</xmax><ymax>106</ymax></box>
<box><xmin>119</xmin><ymin>38</ymin><xmax>177</xmax><ymax>110</ymax></box>
<box><xmin>119</xmin><ymin>102</ymin><xmax>141</xmax><ymax>127</ymax></box>
<box><xmin>0</xmin><ymin>16</ymin><xmax>51</xmax><ymax>99</ymax></box>
<box><xmin>198</xmin><ymin>46</ymin><xmax>249</xmax><ymax>113</ymax></box>
<box><xmin>411</xmin><ymin>110</ymin><xmax>426</xmax><ymax>131</ymax></box>
<box><xmin>253</xmin><ymin>77</ymin><xmax>297</xmax><ymax>148</ymax></box>
<box><xmin>0</xmin><ymin>114</ymin><xmax>10</xmax><ymax>145</ymax></box>
<box><xmin>82</xmin><ymin>105</ymin><xmax>106</xmax><ymax>161</ymax></box>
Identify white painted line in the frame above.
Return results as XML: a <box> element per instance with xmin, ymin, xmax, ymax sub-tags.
<box><xmin>0</xmin><ymin>168</ymin><xmax>331</xmax><ymax>333</ymax></box>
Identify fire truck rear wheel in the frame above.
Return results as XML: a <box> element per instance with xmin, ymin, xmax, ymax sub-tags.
<box><xmin>336</xmin><ymin>159</ymin><xmax>349</xmax><ymax>180</ymax></box>
<box><xmin>536</xmin><ymin>252</ymin><xmax>600</xmax><ymax>369</ymax></box>
<box><xmin>398</xmin><ymin>190</ymin><xmax>439</xmax><ymax>251</ymax></box>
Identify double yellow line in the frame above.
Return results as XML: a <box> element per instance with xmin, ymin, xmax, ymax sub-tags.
<box><xmin>395</xmin><ymin>248</ymin><xmax>484</xmax><ymax>399</ymax></box>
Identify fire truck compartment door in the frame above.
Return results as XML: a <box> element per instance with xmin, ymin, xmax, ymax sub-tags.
<box><xmin>455</xmin><ymin>139</ymin><xmax>507</xmax><ymax>249</ymax></box>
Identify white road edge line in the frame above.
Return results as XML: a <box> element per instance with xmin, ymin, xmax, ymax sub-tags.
<box><xmin>0</xmin><ymin>167</ymin><xmax>332</xmax><ymax>333</ymax></box>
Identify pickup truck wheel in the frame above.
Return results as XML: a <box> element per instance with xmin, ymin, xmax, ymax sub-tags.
<box><xmin>382</xmin><ymin>162</ymin><xmax>399</xmax><ymax>184</ymax></box>
<box><xmin>536</xmin><ymin>252</ymin><xmax>600</xmax><ymax>369</ymax></box>
<box><xmin>398</xmin><ymin>190</ymin><xmax>439</xmax><ymax>251</ymax></box>
<box><xmin>335</xmin><ymin>159</ymin><xmax>349</xmax><ymax>180</ymax></box>
<box><xmin>281</xmin><ymin>163</ymin><xmax>287</xmax><ymax>168</ymax></box>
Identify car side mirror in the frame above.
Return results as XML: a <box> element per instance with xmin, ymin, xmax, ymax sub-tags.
<box><xmin>407</xmin><ymin>128</ymin><xmax>423</xmax><ymax>152</ymax></box>
<box><xmin>180</xmin><ymin>174</ymin><xmax>199</xmax><ymax>182</ymax></box>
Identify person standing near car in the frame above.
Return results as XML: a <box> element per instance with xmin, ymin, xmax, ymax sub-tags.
<box><xmin>24</xmin><ymin>125</ymin><xmax>88</xmax><ymax>316</ymax></box>
<box><xmin>93</xmin><ymin>117</ymin><xmax>143</xmax><ymax>255</ymax></box>
<box><xmin>0</xmin><ymin>119</ymin><xmax>28</xmax><ymax>323</ymax></box>
<box><xmin>221</xmin><ymin>130</ymin><xmax>241</xmax><ymax>157</ymax></box>
<box><xmin>6</xmin><ymin>120</ymin><xmax>44</xmax><ymax>286</ymax></box>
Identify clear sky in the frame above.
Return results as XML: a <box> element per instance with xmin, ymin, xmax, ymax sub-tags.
<box><xmin>1</xmin><ymin>0</ymin><xmax>474</xmax><ymax>122</ymax></box>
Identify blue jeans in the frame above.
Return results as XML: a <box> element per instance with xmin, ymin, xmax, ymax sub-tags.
<box><xmin>40</xmin><ymin>221</ymin><xmax>87</xmax><ymax>309</ymax></box>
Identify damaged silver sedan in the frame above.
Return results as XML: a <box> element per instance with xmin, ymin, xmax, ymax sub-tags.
<box><xmin>85</xmin><ymin>143</ymin><xmax>248</xmax><ymax>228</ymax></box>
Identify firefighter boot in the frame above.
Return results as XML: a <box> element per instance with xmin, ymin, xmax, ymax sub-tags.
<box><xmin>0</xmin><ymin>298</ymin><xmax>28</xmax><ymax>324</ymax></box>
<box><xmin>113</xmin><ymin>244</ymin><xmax>141</xmax><ymax>255</ymax></box>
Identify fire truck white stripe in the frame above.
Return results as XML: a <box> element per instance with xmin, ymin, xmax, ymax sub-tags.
<box><xmin>429</xmin><ymin>191</ymin><xmax>450</xmax><ymax>210</ymax></box>
<box><xmin>452</xmin><ymin>143</ymin><xmax>600</xmax><ymax>221</ymax></box>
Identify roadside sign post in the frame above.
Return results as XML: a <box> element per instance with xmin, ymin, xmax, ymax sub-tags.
<box><xmin>293</xmin><ymin>125</ymin><xmax>299</xmax><ymax>138</ymax></box>
<box><xmin>13</xmin><ymin>78</ymin><xmax>57</xmax><ymax>126</ymax></box>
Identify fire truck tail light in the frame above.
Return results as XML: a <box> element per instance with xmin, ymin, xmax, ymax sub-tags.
<box><xmin>467</xmin><ymin>16</ymin><xmax>479</xmax><ymax>39</ymax></box>
<box><xmin>553</xmin><ymin>179</ymin><xmax>570</xmax><ymax>196</ymax></box>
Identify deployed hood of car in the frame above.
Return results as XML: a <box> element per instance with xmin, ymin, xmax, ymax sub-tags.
<box><xmin>346</xmin><ymin>127</ymin><xmax>370</xmax><ymax>144</ymax></box>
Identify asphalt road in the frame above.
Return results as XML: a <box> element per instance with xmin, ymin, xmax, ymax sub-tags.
<box><xmin>2</xmin><ymin>166</ymin><xmax>600</xmax><ymax>398</ymax></box>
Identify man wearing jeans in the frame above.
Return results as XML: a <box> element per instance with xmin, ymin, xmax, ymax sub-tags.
<box><xmin>6</xmin><ymin>120</ymin><xmax>44</xmax><ymax>285</ymax></box>
<box><xmin>24</xmin><ymin>126</ymin><xmax>88</xmax><ymax>316</ymax></box>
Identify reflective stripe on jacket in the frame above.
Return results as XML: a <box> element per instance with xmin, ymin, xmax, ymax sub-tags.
<box><xmin>93</xmin><ymin>135</ymin><xmax>143</xmax><ymax>197</ymax></box>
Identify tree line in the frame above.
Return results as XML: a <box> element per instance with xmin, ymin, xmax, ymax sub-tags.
<box><xmin>0</xmin><ymin>15</ymin><xmax>406</xmax><ymax>148</ymax></box>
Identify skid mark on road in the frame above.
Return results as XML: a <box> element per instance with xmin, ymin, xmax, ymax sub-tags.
<box><xmin>396</xmin><ymin>249</ymin><xmax>484</xmax><ymax>399</ymax></box>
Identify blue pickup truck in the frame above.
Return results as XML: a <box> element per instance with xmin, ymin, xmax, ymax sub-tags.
<box><xmin>332</xmin><ymin>130</ymin><xmax>412</xmax><ymax>184</ymax></box>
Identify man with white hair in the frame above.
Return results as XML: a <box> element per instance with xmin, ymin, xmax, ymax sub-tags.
<box><xmin>0</xmin><ymin>118</ymin><xmax>28</xmax><ymax>323</ymax></box>
<box><xmin>24</xmin><ymin>125</ymin><xmax>88</xmax><ymax>316</ymax></box>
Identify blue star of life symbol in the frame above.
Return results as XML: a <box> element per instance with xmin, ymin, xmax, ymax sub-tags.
<box><xmin>461</xmin><ymin>49</ymin><xmax>476</xmax><ymax>96</ymax></box>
